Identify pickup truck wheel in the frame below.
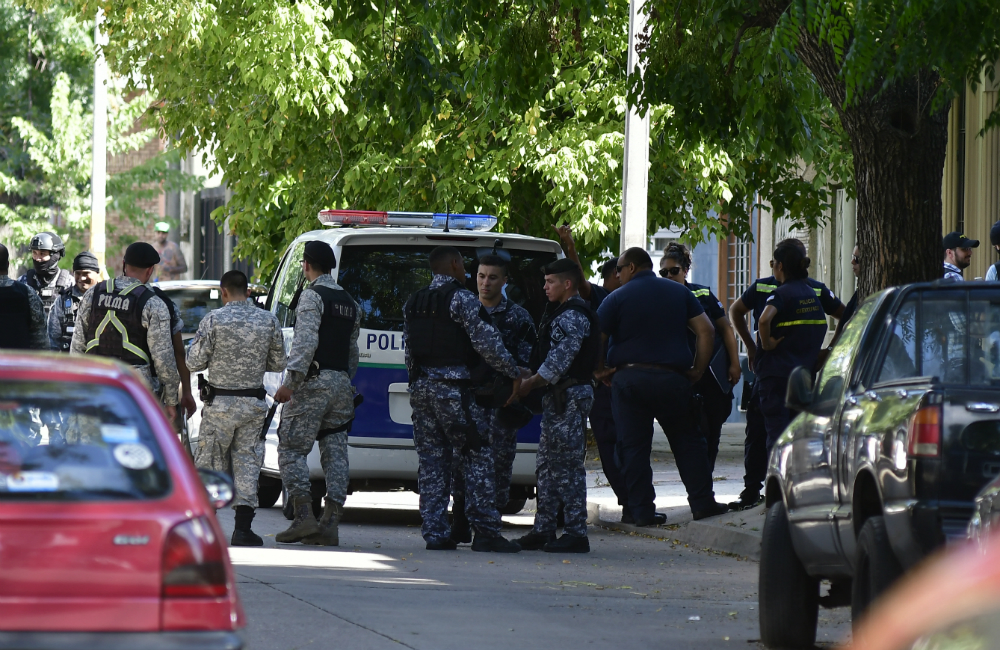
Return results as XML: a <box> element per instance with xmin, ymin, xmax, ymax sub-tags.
<box><xmin>852</xmin><ymin>516</ymin><xmax>902</xmax><ymax>621</ymax></box>
<box><xmin>257</xmin><ymin>474</ymin><xmax>282</xmax><ymax>509</ymax></box>
<box><xmin>759</xmin><ymin>501</ymin><xmax>819</xmax><ymax>648</ymax></box>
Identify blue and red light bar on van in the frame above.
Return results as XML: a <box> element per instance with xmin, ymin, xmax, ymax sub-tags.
<box><xmin>318</xmin><ymin>209</ymin><xmax>497</xmax><ymax>232</ymax></box>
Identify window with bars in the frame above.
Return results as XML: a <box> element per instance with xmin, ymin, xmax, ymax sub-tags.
<box><xmin>726</xmin><ymin>234</ymin><xmax>754</xmax><ymax>354</ymax></box>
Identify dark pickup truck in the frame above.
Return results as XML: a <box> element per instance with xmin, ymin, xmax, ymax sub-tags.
<box><xmin>758</xmin><ymin>282</ymin><xmax>1000</xmax><ymax>648</ymax></box>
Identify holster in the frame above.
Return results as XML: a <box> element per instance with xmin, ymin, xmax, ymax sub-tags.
<box><xmin>549</xmin><ymin>378</ymin><xmax>592</xmax><ymax>416</ymax></box>
<box><xmin>305</xmin><ymin>361</ymin><xmax>321</xmax><ymax>381</ymax></box>
<box><xmin>197</xmin><ymin>375</ymin><xmax>214</xmax><ymax>406</ymax></box>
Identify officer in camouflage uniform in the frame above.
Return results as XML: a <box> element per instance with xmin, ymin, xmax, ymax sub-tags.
<box><xmin>71</xmin><ymin>242</ymin><xmax>181</xmax><ymax>423</ymax></box>
<box><xmin>404</xmin><ymin>246</ymin><xmax>524</xmax><ymax>552</ymax></box>
<box><xmin>186</xmin><ymin>270</ymin><xmax>287</xmax><ymax>547</ymax></box>
<box><xmin>450</xmin><ymin>254</ymin><xmax>537</xmax><ymax>542</ymax></box>
<box><xmin>0</xmin><ymin>243</ymin><xmax>47</xmax><ymax>350</ymax></box>
<box><xmin>48</xmin><ymin>252</ymin><xmax>101</xmax><ymax>351</ymax></box>
<box><xmin>273</xmin><ymin>241</ymin><xmax>360</xmax><ymax>547</ymax></box>
<box><xmin>516</xmin><ymin>258</ymin><xmax>599</xmax><ymax>553</ymax></box>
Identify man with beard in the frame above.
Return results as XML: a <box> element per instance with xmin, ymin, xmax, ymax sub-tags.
<box><xmin>19</xmin><ymin>232</ymin><xmax>74</xmax><ymax>318</ymax></box>
<box><xmin>47</xmin><ymin>251</ymin><xmax>102</xmax><ymax>352</ymax></box>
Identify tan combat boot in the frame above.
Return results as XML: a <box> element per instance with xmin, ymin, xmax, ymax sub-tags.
<box><xmin>302</xmin><ymin>501</ymin><xmax>343</xmax><ymax>547</ymax></box>
<box><xmin>275</xmin><ymin>495</ymin><xmax>320</xmax><ymax>543</ymax></box>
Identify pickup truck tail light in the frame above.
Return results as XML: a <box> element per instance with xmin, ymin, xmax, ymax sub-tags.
<box><xmin>161</xmin><ymin>517</ymin><xmax>227</xmax><ymax>598</ymax></box>
<box><xmin>908</xmin><ymin>406</ymin><xmax>941</xmax><ymax>457</ymax></box>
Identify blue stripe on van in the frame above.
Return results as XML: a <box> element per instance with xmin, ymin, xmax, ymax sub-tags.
<box><xmin>352</xmin><ymin>365</ymin><xmax>541</xmax><ymax>444</ymax></box>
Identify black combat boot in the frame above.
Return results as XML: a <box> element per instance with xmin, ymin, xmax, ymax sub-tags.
<box><xmin>231</xmin><ymin>506</ymin><xmax>263</xmax><ymax>547</ymax></box>
<box><xmin>471</xmin><ymin>533</ymin><xmax>521</xmax><ymax>553</ymax></box>
<box><xmin>728</xmin><ymin>491</ymin><xmax>764</xmax><ymax>511</ymax></box>
<box><xmin>276</xmin><ymin>495</ymin><xmax>320</xmax><ymax>543</ymax></box>
<box><xmin>514</xmin><ymin>530</ymin><xmax>556</xmax><ymax>550</ymax></box>
<box><xmin>543</xmin><ymin>533</ymin><xmax>590</xmax><ymax>554</ymax></box>
<box><xmin>303</xmin><ymin>501</ymin><xmax>343</xmax><ymax>547</ymax></box>
<box><xmin>450</xmin><ymin>497</ymin><xmax>472</xmax><ymax>544</ymax></box>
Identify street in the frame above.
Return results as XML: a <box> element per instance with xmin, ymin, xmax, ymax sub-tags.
<box><xmin>219</xmin><ymin>428</ymin><xmax>852</xmax><ymax>650</ymax></box>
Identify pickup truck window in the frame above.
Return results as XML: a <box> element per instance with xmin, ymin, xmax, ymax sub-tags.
<box><xmin>877</xmin><ymin>293</ymin><xmax>1000</xmax><ymax>386</ymax></box>
<box><xmin>814</xmin><ymin>298</ymin><xmax>877</xmax><ymax>408</ymax></box>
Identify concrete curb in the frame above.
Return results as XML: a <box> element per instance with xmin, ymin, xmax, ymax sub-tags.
<box><xmin>587</xmin><ymin>501</ymin><xmax>765</xmax><ymax>560</ymax></box>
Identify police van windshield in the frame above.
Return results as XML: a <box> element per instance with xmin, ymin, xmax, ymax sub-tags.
<box><xmin>336</xmin><ymin>245</ymin><xmax>557</xmax><ymax>331</ymax></box>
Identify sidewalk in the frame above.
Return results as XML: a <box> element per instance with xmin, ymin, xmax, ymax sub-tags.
<box><xmin>584</xmin><ymin>422</ymin><xmax>765</xmax><ymax>560</ymax></box>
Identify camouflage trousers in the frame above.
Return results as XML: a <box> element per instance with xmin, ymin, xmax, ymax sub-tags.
<box><xmin>194</xmin><ymin>395</ymin><xmax>267</xmax><ymax>509</ymax></box>
<box><xmin>452</xmin><ymin>412</ymin><xmax>518</xmax><ymax>509</ymax></box>
<box><xmin>277</xmin><ymin>370</ymin><xmax>353</xmax><ymax>506</ymax></box>
<box><xmin>410</xmin><ymin>378</ymin><xmax>502</xmax><ymax>543</ymax></box>
<box><xmin>533</xmin><ymin>388</ymin><xmax>593</xmax><ymax>537</ymax></box>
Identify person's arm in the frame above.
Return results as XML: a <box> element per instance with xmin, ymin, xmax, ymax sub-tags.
<box><xmin>280</xmin><ymin>289</ymin><xmax>322</xmax><ymax>394</ymax></box>
<box><xmin>687</xmin><ymin>313</ymin><xmax>714</xmax><ymax>383</ymax></box>
<box><xmin>265</xmin><ymin>316</ymin><xmax>288</xmax><ymax>373</ymax></box>
<box><xmin>185</xmin><ymin>314</ymin><xmax>213</xmax><ymax>374</ymax></box>
<box><xmin>524</xmin><ymin>311</ymin><xmax>587</xmax><ymax>392</ymax></box>
<box><xmin>758</xmin><ymin>304</ymin><xmax>783</xmax><ymax>351</ymax></box>
<box><xmin>715</xmin><ymin>316</ymin><xmax>742</xmax><ymax>385</ymax></box>
<box><xmin>143</xmin><ymin>299</ymin><xmax>181</xmax><ymax>411</ymax></box>
<box><xmin>348</xmin><ymin>304</ymin><xmax>361</xmax><ymax>379</ymax></box>
<box><xmin>172</xmin><ymin>331</ymin><xmax>196</xmax><ymax>419</ymax></box>
<box><xmin>729</xmin><ymin>298</ymin><xmax>755</xmax><ymax>369</ymax></box>
<box><xmin>172</xmin><ymin>245</ymin><xmax>188</xmax><ymax>275</ymax></box>
<box><xmin>453</xmin><ymin>291</ymin><xmax>519</xmax><ymax>379</ymax></box>
<box><xmin>70</xmin><ymin>289</ymin><xmax>95</xmax><ymax>354</ymax></box>
<box><xmin>553</xmin><ymin>224</ymin><xmax>592</xmax><ymax>300</ymax></box>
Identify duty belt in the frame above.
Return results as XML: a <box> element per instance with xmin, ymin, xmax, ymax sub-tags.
<box><xmin>618</xmin><ymin>362</ymin><xmax>687</xmax><ymax>374</ymax></box>
<box><xmin>212</xmin><ymin>386</ymin><xmax>267</xmax><ymax>399</ymax></box>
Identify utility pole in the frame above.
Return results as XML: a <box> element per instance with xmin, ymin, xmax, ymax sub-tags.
<box><xmin>90</xmin><ymin>9</ymin><xmax>108</xmax><ymax>278</ymax></box>
<box><xmin>619</xmin><ymin>0</ymin><xmax>650</xmax><ymax>254</ymax></box>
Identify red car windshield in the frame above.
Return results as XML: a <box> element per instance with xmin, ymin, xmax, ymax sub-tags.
<box><xmin>0</xmin><ymin>381</ymin><xmax>170</xmax><ymax>501</ymax></box>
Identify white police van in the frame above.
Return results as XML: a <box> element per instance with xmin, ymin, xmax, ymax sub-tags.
<box><xmin>257</xmin><ymin>210</ymin><xmax>563</xmax><ymax>516</ymax></box>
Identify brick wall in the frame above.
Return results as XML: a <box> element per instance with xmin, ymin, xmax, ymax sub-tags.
<box><xmin>103</xmin><ymin>135</ymin><xmax>166</xmax><ymax>275</ymax></box>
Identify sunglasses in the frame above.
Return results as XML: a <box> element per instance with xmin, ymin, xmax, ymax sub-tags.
<box><xmin>615</xmin><ymin>264</ymin><xmax>629</xmax><ymax>273</ymax></box>
<box><xmin>659</xmin><ymin>267</ymin><xmax>683</xmax><ymax>277</ymax></box>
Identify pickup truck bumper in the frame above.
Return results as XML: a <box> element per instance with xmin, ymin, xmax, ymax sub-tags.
<box><xmin>884</xmin><ymin>499</ymin><xmax>973</xmax><ymax>568</ymax></box>
<box><xmin>0</xmin><ymin>631</ymin><xmax>243</xmax><ymax>650</ymax></box>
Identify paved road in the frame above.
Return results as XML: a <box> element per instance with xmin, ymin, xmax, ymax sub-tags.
<box><xmin>220</xmin><ymin>496</ymin><xmax>851</xmax><ymax>649</ymax></box>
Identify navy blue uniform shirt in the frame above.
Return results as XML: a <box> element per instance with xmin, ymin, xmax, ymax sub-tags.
<box><xmin>588</xmin><ymin>282</ymin><xmax>609</xmax><ymax>313</ymax></box>
<box><xmin>739</xmin><ymin>275</ymin><xmax>842</xmax><ymax>329</ymax></box>
<box><xmin>597</xmin><ymin>269</ymin><xmax>704</xmax><ymax>368</ymax></box>
<box><xmin>686</xmin><ymin>282</ymin><xmax>725</xmax><ymax>352</ymax></box>
<box><xmin>754</xmin><ymin>279</ymin><xmax>828</xmax><ymax>379</ymax></box>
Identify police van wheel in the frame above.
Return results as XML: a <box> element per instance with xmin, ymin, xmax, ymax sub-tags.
<box><xmin>498</xmin><ymin>497</ymin><xmax>527</xmax><ymax>515</ymax></box>
<box><xmin>258</xmin><ymin>475</ymin><xmax>282</xmax><ymax>509</ymax></box>
<box><xmin>759</xmin><ymin>500</ymin><xmax>819</xmax><ymax>648</ymax></box>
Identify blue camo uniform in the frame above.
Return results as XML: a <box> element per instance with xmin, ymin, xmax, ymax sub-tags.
<box><xmin>686</xmin><ymin>282</ymin><xmax>732</xmax><ymax>472</ymax></box>
<box><xmin>737</xmin><ymin>275</ymin><xmax>841</xmax><ymax>499</ymax></box>
<box><xmin>404</xmin><ymin>274</ymin><xmax>520</xmax><ymax>545</ymax></box>
<box><xmin>530</xmin><ymin>297</ymin><xmax>596</xmax><ymax>539</ymax></box>
<box><xmin>453</xmin><ymin>296</ymin><xmax>537</xmax><ymax>510</ymax></box>
<box><xmin>755</xmin><ymin>279</ymin><xmax>829</xmax><ymax>450</ymax></box>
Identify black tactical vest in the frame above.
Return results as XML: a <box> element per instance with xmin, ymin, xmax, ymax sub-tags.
<box><xmin>311</xmin><ymin>285</ymin><xmax>358</xmax><ymax>372</ymax></box>
<box><xmin>0</xmin><ymin>282</ymin><xmax>33</xmax><ymax>349</ymax></box>
<box><xmin>56</xmin><ymin>287</ymin><xmax>83</xmax><ymax>352</ymax></box>
<box><xmin>530</xmin><ymin>296</ymin><xmax>601</xmax><ymax>381</ymax></box>
<box><xmin>404</xmin><ymin>282</ymin><xmax>476</xmax><ymax>371</ymax></box>
<box><xmin>84</xmin><ymin>279</ymin><xmax>155</xmax><ymax>368</ymax></box>
<box><xmin>24</xmin><ymin>269</ymin><xmax>74</xmax><ymax>317</ymax></box>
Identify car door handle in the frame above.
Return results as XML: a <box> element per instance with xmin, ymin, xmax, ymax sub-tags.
<box><xmin>967</xmin><ymin>403</ymin><xmax>1000</xmax><ymax>413</ymax></box>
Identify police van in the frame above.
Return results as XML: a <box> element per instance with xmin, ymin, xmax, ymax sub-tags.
<box><xmin>257</xmin><ymin>210</ymin><xmax>563</xmax><ymax>516</ymax></box>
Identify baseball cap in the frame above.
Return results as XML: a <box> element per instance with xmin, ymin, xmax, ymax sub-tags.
<box><xmin>990</xmin><ymin>221</ymin><xmax>1000</xmax><ymax>247</ymax></box>
<box><xmin>943</xmin><ymin>231</ymin><xmax>980</xmax><ymax>250</ymax></box>
<box><xmin>154</xmin><ymin>222</ymin><xmax>170</xmax><ymax>233</ymax></box>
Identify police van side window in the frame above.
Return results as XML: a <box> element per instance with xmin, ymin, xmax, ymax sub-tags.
<box><xmin>273</xmin><ymin>242</ymin><xmax>306</xmax><ymax>328</ymax></box>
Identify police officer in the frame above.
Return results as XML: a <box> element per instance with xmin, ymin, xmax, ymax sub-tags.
<box><xmin>403</xmin><ymin>246</ymin><xmax>524</xmax><ymax>552</ymax></box>
<box><xmin>450</xmin><ymin>253</ymin><xmax>538</xmax><ymax>543</ymax></box>
<box><xmin>187</xmin><ymin>270</ymin><xmax>287</xmax><ymax>546</ymax></box>
<box><xmin>756</xmin><ymin>240</ymin><xmax>828</xmax><ymax>451</ymax></box>
<box><xmin>48</xmin><ymin>251</ymin><xmax>101</xmax><ymax>351</ymax></box>
<box><xmin>273</xmin><ymin>241</ymin><xmax>360</xmax><ymax>547</ymax></box>
<box><xmin>71</xmin><ymin>242</ymin><xmax>181</xmax><ymax>422</ymax></box>
<box><xmin>515</xmin><ymin>258</ymin><xmax>599</xmax><ymax>553</ymax></box>
<box><xmin>728</xmin><ymin>238</ymin><xmax>843</xmax><ymax>510</ymax></box>
<box><xmin>596</xmin><ymin>247</ymin><xmax>729</xmax><ymax>524</ymax></box>
<box><xmin>0</xmin><ymin>243</ymin><xmax>47</xmax><ymax>350</ymax></box>
<box><xmin>660</xmin><ymin>243</ymin><xmax>741</xmax><ymax>472</ymax></box>
<box><xmin>19</xmin><ymin>232</ymin><xmax>74</xmax><ymax>318</ymax></box>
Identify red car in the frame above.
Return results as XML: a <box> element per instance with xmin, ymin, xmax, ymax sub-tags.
<box><xmin>0</xmin><ymin>353</ymin><xmax>245</xmax><ymax>649</ymax></box>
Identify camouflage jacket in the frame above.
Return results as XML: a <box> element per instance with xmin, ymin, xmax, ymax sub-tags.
<box><xmin>186</xmin><ymin>299</ymin><xmax>287</xmax><ymax>390</ymax></box>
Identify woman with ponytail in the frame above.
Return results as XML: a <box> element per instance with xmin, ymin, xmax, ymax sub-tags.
<box><xmin>660</xmin><ymin>243</ymin><xmax>741</xmax><ymax>472</ymax></box>
<box><xmin>755</xmin><ymin>240</ymin><xmax>830</xmax><ymax>452</ymax></box>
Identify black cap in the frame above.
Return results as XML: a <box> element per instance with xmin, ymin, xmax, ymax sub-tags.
<box><xmin>303</xmin><ymin>240</ymin><xmax>337</xmax><ymax>271</ymax></box>
<box><xmin>543</xmin><ymin>258</ymin><xmax>580</xmax><ymax>275</ymax></box>
<box><xmin>0</xmin><ymin>243</ymin><xmax>8</xmax><ymax>270</ymax></box>
<box><xmin>990</xmin><ymin>222</ymin><xmax>1000</xmax><ymax>247</ymax></box>
<box><xmin>123</xmin><ymin>242</ymin><xmax>161</xmax><ymax>268</ymax></box>
<box><xmin>73</xmin><ymin>251</ymin><xmax>100</xmax><ymax>272</ymax></box>
<box><xmin>943</xmin><ymin>231</ymin><xmax>980</xmax><ymax>250</ymax></box>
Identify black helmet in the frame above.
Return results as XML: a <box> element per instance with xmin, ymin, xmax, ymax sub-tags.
<box><xmin>991</xmin><ymin>222</ymin><xmax>1000</xmax><ymax>247</ymax></box>
<box><xmin>30</xmin><ymin>232</ymin><xmax>65</xmax><ymax>255</ymax></box>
